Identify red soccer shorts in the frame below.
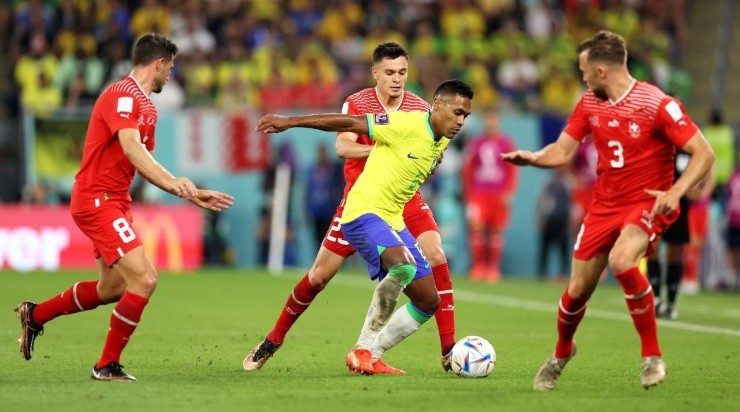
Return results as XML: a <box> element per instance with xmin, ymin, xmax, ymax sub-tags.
<box><xmin>321</xmin><ymin>192</ymin><xmax>440</xmax><ymax>257</ymax></box>
<box><xmin>402</xmin><ymin>191</ymin><xmax>440</xmax><ymax>239</ymax></box>
<box><xmin>573</xmin><ymin>200</ymin><xmax>679</xmax><ymax>260</ymax></box>
<box><xmin>465</xmin><ymin>193</ymin><xmax>510</xmax><ymax>231</ymax></box>
<box><xmin>71</xmin><ymin>200</ymin><xmax>142</xmax><ymax>267</ymax></box>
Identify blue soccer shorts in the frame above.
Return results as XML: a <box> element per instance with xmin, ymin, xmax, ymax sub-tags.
<box><xmin>341</xmin><ymin>213</ymin><xmax>431</xmax><ymax>281</ymax></box>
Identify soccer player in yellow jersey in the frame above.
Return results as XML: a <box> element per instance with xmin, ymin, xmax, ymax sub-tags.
<box><xmin>257</xmin><ymin>79</ymin><xmax>473</xmax><ymax>374</ymax></box>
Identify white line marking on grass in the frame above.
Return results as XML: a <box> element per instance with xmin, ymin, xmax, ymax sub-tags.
<box><xmin>326</xmin><ymin>276</ymin><xmax>740</xmax><ymax>338</ymax></box>
<box><xmin>455</xmin><ymin>290</ymin><xmax>740</xmax><ymax>338</ymax></box>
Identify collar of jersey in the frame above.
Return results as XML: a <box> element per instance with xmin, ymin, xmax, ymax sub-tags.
<box><xmin>425</xmin><ymin>112</ymin><xmax>442</xmax><ymax>141</ymax></box>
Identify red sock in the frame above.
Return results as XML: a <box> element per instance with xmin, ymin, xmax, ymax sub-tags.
<box><xmin>469</xmin><ymin>230</ymin><xmax>485</xmax><ymax>276</ymax></box>
<box><xmin>432</xmin><ymin>263</ymin><xmax>456</xmax><ymax>354</ymax></box>
<box><xmin>555</xmin><ymin>289</ymin><xmax>587</xmax><ymax>359</ymax></box>
<box><xmin>266</xmin><ymin>274</ymin><xmax>324</xmax><ymax>345</ymax></box>
<box><xmin>33</xmin><ymin>281</ymin><xmax>104</xmax><ymax>326</ymax></box>
<box><xmin>683</xmin><ymin>244</ymin><xmax>700</xmax><ymax>284</ymax></box>
<box><xmin>615</xmin><ymin>267</ymin><xmax>661</xmax><ymax>357</ymax></box>
<box><xmin>489</xmin><ymin>233</ymin><xmax>503</xmax><ymax>280</ymax></box>
<box><xmin>97</xmin><ymin>291</ymin><xmax>149</xmax><ymax>368</ymax></box>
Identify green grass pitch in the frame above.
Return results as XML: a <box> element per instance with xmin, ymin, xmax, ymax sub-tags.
<box><xmin>1</xmin><ymin>268</ymin><xmax>739</xmax><ymax>412</ymax></box>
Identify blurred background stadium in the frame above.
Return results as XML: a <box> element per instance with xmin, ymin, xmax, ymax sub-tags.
<box><xmin>0</xmin><ymin>0</ymin><xmax>737</xmax><ymax>290</ymax></box>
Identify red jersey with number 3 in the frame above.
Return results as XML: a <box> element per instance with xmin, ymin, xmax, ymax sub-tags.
<box><xmin>72</xmin><ymin>76</ymin><xmax>157</xmax><ymax>208</ymax></box>
<box><xmin>339</xmin><ymin>88</ymin><xmax>430</xmax><ymax>198</ymax></box>
<box><xmin>564</xmin><ymin>80</ymin><xmax>698</xmax><ymax>208</ymax></box>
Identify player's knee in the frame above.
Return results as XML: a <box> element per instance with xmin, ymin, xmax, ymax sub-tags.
<box><xmin>423</xmin><ymin>245</ymin><xmax>446</xmax><ymax>267</ymax></box>
<box><xmin>133</xmin><ymin>266</ymin><xmax>158</xmax><ymax>297</ymax></box>
<box><xmin>412</xmin><ymin>291</ymin><xmax>440</xmax><ymax>314</ymax></box>
<box><xmin>608</xmin><ymin>250</ymin><xmax>637</xmax><ymax>274</ymax></box>
<box><xmin>566</xmin><ymin>283</ymin><xmax>592</xmax><ymax>301</ymax></box>
<box><xmin>307</xmin><ymin>266</ymin><xmax>337</xmax><ymax>288</ymax></box>
<box><xmin>388</xmin><ymin>262</ymin><xmax>416</xmax><ymax>286</ymax></box>
<box><xmin>97</xmin><ymin>282</ymin><xmax>126</xmax><ymax>303</ymax></box>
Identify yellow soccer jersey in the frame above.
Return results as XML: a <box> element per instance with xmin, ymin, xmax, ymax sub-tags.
<box><xmin>341</xmin><ymin>111</ymin><xmax>450</xmax><ymax>231</ymax></box>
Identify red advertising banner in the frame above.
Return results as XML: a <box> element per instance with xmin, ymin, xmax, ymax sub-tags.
<box><xmin>0</xmin><ymin>205</ymin><xmax>203</xmax><ymax>272</ymax></box>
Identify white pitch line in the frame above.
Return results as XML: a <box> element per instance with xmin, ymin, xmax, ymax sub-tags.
<box><xmin>454</xmin><ymin>290</ymin><xmax>740</xmax><ymax>338</ymax></box>
<box><xmin>328</xmin><ymin>275</ymin><xmax>740</xmax><ymax>338</ymax></box>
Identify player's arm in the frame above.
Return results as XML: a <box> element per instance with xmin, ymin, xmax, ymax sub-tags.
<box><xmin>646</xmin><ymin>99</ymin><xmax>716</xmax><ymax>217</ymax></box>
<box><xmin>335</xmin><ymin>99</ymin><xmax>372</xmax><ymax>159</ymax></box>
<box><xmin>500</xmin><ymin>131</ymin><xmax>580</xmax><ymax>168</ymax></box>
<box><xmin>256</xmin><ymin>114</ymin><xmax>368</xmax><ymax>135</ymax></box>
<box><xmin>118</xmin><ymin>128</ymin><xmax>197</xmax><ymax>198</ymax></box>
<box><xmin>652</xmin><ymin>131</ymin><xmax>715</xmax><ymax>201</ymax></box>
<box><xmin>336</xmin><ymin>131</ymin><xmax>372</xmax><ymax>159</ymax></box>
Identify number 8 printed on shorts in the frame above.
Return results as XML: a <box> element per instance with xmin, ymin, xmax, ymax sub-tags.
<box><xmin>112</xmin><ymin>217</ymin><xmax>137</xmax><ymax>243</ymax></box>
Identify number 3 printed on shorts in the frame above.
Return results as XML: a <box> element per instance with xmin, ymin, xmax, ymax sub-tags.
<box><xmin>112</xmin><ymin>217</ymin><xmax>136</xmax><ymax>243</ymax></box>
<box><xmin>608</xmin><ymin>140</ymin><xmax>624</xmax><ymax>168</ymax></box>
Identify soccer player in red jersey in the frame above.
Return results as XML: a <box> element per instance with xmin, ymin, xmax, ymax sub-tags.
<box><xmin>14</xmin><ymin>33</ymin><xmax>234</xmax><ymax>381</ymax></box>
<box><xmin>502</xmin><ymin>31</ymin><xmax>715</xmax><ymax>390</ymax></box>
<box><xmin>243</xmin><ymin>42</ymin><xmax>458</xmax><ymax>373</ymax></box>
<box><xmin>462</xmin><ymin>108</ymin><xmax>518</xmax><ymax>282</ymax></box>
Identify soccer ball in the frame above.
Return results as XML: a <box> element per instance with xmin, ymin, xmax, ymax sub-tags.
<box><xmin>449</xmin><ymin>336</ymin><xmax>496</xmax><ymax>378</ymax></box>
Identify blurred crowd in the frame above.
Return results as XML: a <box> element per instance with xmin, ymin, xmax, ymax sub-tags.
<box><xmin>11</xmin><ymin>0</ymin><xmax>736</xmax><ymax>290</ymax></box>
<box><xmin>2</xmin><ymin>0</ymin><xmax>689</xmax><ymax>117</ymax></box>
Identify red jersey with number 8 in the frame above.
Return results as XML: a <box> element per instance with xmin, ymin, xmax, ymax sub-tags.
<box><xmin>72</xmin><ymin>76</ymin><xmax>157</xmax><ymax>209</ymax></box>
<box><xmin>564</xmin><ymin>80</ymin><xmax>698</xmax><ymax>208</ymax></box>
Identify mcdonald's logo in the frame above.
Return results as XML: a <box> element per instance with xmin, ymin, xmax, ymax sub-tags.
<box><xmin>132</xmin><ymin>212</ymin><xmax>183</xmax><ymax>271</ymax></box>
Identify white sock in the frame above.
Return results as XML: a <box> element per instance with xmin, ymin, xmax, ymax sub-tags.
<box><xmin>355</xmin><ymin>276</ymin><xmax>404</xmax><ymax>349</ymax></box>
<box><xmin>371</xmin><ymin>302</ymin><xmax>431</xmax><ymax>360</ymax></box>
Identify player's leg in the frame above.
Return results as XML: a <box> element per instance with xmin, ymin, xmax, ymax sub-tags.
<box><xmin>243</xmin><ymin>246</ymin><xmax>346</xmax><ymax>371</ymax></box>
<box><xmin>646</xmin><ymin>252</ymin><xmax>663</xmax><ymax>314</ymax></box>
<box><xmin>486</xmin><ymin>199</ymin><xmax>509</xmax><ymax>282</ymax></box>
<box><xmin>372</xmin><ymin>273</ymin><xmax>438</xmax><ymax>362</ymax></box>
<box><xmin>683</xmin><ymin>201</ymin><xmax>708</xmax><ymax>294</ymax></box>
<box><xmin>92</xmin><ymin>245</ymin><xmax>157</xmax><ymax>381</ymax></box>
<box><xmin>343</xmin><ymin>214</ymin><xmax>417</xmax><ymax>374</ymax></box>
<box><xmin>15</xmin><ymin>210</ymin><xmax>129</xmax><ymax>361</ymax></box>
<box><xmin>663</xmin><ymin>242</ymin><xmax>685</xmax><ymax>319</ymax></box>
<box><xmin>370</xmin><ymin>228</ymin><xmax>439</xmax><ymax>373</ymax></box>
<box><xmin>416</xmin><ymin>230</ymin><xmax>456</xmax><ymax>358</ymax></box>
<box><xmin>465</xmin><ymin>194</ymin><xmax>487</xmax><ymax>281</ymax></box>
<box><xmin>660</xmin><ymin>203</ymin><xmax>689</xmax><ymax>319</ymax></box>
<box><xmin>533</xmin><ymin>254</ymin><xmax>606</xmax><ymax>392</ymax></box>
<box><xmin>610</xmin><ymin>218</ymin><xmax>667</xmax><ymax>388</ymax></box>
<box><xmin>16</xmin><ymin>259</ymin><xmax>115</xmax><ymax>361</ymax></box>
<box><xmin>244</xmin><ymin>213</ymin><xmax>353</xmax><ymax>371</ymax></box>
<box><xmin>404</xmin><ymin>194</ymin><xmax>457</xmax><ymax>360</ymax></box>
<box><xmin>348</xmin><ymin>254</ymin><xmax>415</xmax><ymax>374</ymax></box>
<box><xmin>534</xmin><ymin>210</ymin><xmax>613</xmax><ymax>392</ymax></box>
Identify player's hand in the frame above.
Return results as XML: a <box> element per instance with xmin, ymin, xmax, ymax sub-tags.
<box><xmin>189</xmin><ymin>189</ymin><xmax>235</xmax><ymax>212</ymax></box>
<box><xmin>501</xmin><ymin>150</ymin><xmax>536</xmax><ymax>166</ymax></box>
<box><xmin>170</xmin><ymin>177</ymin><xmax>198</xmax><ymax>199</ymax></box>
<box><xmin>645</xmin><ymin>188</ymin><xmax>680</xmax><ymax>218</ymax></box>
<box><xmin>256</xmin><ymin>114</ymin><xmax>290</xmax><ymax>133</ymax></box>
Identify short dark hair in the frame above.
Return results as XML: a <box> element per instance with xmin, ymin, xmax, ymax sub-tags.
<box><xmin>132</xmin><ymin>33</ymin><xmax>179</xmax><ymax>66</ymax></box>
<box><xmin>433</xmin><ymin>79</ymin><xmax>474</xmax><ymax>100</ymax></box>
<box><xmin>577</xmin><ymin>30</ymin><xmax>627</xmax><ymax>66</ymax></box>
<box><xmin>372</xmin><ymin>42</ymin><xmax>408</xmax><ymax>63</ymax></box>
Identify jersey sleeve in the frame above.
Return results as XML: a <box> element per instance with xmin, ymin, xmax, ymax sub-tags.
<box><xmin>342</xmin><ymin>98</ymin><xmax>357</xmax><ymax>115</ymax></box>
<box><xmin>367</xmin><ymin>111</ymin><xmax>419</xmax><ymax>145</ymax></box>
<box><xmin>656</xmin><ymin>97</ymin><xmax>699</xmax><ymax>147</ymax></box>
<box><xmin>101</xmin><ymin>91</ymin><xmax>140</xmax><ymax>135</ymax></box>
<box><xmin>563</xmin><ymin>96</ymin><xmax>590</xmax><ymax>142</ymax></box>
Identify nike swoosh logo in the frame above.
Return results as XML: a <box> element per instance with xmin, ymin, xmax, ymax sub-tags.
<box><xmin>407</xmin><ymin>153</ymin><xmax>418</xmax><ymax>159</ymax></box>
